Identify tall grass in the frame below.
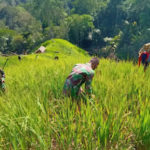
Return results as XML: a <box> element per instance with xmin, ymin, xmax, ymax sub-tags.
<box><xmin>0</xmin><ymin>54</ymin><xmax>149</xmax><ymax>149</ymax></box>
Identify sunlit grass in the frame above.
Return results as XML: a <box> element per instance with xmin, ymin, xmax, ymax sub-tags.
<box><xmin>0</xmin><ymin>41</ymin><xmax>149</xmax><ymax>149</ymax></box>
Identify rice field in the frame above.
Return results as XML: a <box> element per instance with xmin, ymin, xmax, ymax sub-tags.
<box><xmin>0</xmin><ymin>40</ymin><xmax>150</xmax><ymax>149</ymax></box>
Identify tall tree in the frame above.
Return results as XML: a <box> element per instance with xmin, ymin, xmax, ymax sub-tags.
<box><xmin>71</xmin><ymin>0</ymin><xmax>109</xmax><ymax>15</ymax></box>
<box><xmin>66</xmin><ymin>14</ymin><xmax>94</xmax><ymax>47</ymax></box>
<box><xmin>26</xmin><ymin>0</ymin><xmax>67</xmax><ymax>28</ymax></box>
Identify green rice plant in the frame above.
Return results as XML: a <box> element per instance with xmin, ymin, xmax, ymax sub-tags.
<box><xmin>0</xmin><ymin>39</ymin><xmax>150</xmax><ymax>149</ymax></box>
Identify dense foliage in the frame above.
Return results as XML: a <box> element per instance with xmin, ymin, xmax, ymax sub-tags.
<box><xmin>0</xmin><ymin>0</ymin><xmax>150</xmax><ymax>59</ymax></box>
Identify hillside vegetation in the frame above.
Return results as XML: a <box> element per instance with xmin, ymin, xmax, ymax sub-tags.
<box><xmin>0</xmin><ymin>39</ymin><xmax>149</xmax><ymax>149</ymax></box>
<box><xmin>41</xmin><ymin>39</ymin><xmax>88</xmax><ymax>57</ymax></box>
<box><xmin>1</xmin><ymin>0</ymin><xmax>150</xmax><ymax>59</ymax></box>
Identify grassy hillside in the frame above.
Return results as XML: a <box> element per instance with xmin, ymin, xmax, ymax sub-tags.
<box><xmin>35</xmin><ymin>39</ymin><xmax>88</xmax><ymax>58</ymax></box>
<box><xmin>0</xmin><ymin>39</ymin><xmax>149</xmax><ymax>149</ymax></box>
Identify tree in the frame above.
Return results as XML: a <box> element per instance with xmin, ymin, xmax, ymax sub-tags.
<box><xmin>115</xmin><ymin>0</ymin><xmax>150</xmax><ymax>59</ymax></box>
<box><xmin>66</xmin><ymin>14</ymin><xmax>94</xmax><ymax>47</ymax></box>
<box><xmin>0</xmin><ymin>28</ymin><xmax>19</xmax><ymax>53</ymax></box>
<box><xmin>71</xmin><ymin>0</ymin><xmax>109</xmax><ymax>16</ymax></box>
<box><xmin>26</xmin><ymin>0</ymin><xmax>67</xmax><ymax>28</ymax></box>
<box><xmin>0</xmin><ymin>5</ymin><xmax>43</xmax><ymax>53</ymax></box>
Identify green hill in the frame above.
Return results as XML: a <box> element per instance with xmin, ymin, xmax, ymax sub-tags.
<box><xmin>0</xmin><ymin>39</ymin><xmax>89</xmax><ymax>69</ymax></box>
<box><xmin>39</xmin><ymin>39</ymin><xmax>88</xmax><ymax>58</ymax></box>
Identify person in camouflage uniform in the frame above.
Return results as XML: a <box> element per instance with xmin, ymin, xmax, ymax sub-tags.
<box><xmin>0</xmin><ymin>69</ymin><xmax>5</xmax><ymax>92</ymax></box>
<box><xmin>63</xmin><ymin>57</ymin><xmax>99</xmax><ymax>101</ymax></box>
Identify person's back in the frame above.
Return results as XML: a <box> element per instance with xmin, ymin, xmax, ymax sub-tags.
<box><xmin>138</xmin><ymin>51</ymin><xmax>150</xmax><ymax>71</ymax></box>
<box><xmin>63</xmin><ymin>63</ymin><xmax>94</xmax><ymax>99</ymax></box>
<box><xmin>63</xmin><ymin>57</ymin><xmax>99</xmax><ymax>100</ymax></box>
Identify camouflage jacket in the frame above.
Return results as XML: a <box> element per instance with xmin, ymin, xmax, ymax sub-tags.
<box><xmin>63</xmin><ymin>63</ymin><xmax>94</xmax><ymax>98</ymax></box>
<box><xmin>0</xmin><ymin>72</ymin><xmax>5</xmax><ymax>91</ymax></box>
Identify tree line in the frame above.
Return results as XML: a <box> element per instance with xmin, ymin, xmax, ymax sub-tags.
<box><xmin>0</xmin><ymin>0</ymin><xmax>149</xmax><ymax>60</ymax></box>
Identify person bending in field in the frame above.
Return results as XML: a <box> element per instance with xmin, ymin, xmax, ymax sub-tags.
<box><xmin>138</xmin><ymin>51</ymin><xmax>150</xmax><ymax>72</ymax></box>
<box><xmin>63</xmin><ymin>57</ymin><xmax>99</xmax><ymax>103</ymax></box>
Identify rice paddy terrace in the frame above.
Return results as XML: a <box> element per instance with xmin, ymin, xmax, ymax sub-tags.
<box><xmin>0</xmin><ymin>39</ymin><xmax>149</xmax><ymax>149</ymax></box>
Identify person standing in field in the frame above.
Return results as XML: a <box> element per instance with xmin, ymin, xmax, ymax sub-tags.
<box><xmin>63</xmin><ymin>57</ymin><xmax>99</xmax><ymax>103</ymax></box>
<box><xmin>138</xmin><ymin>43</ymin><xmax>150</xmax><ymax>72</ymax></box>
<box><xmin>0</xmin><ymin>69</ymin><xmax>5</xmax><ymax>92</ymax></box>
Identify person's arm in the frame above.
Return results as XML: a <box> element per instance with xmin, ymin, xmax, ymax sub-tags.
<box><xmin>85</xmin><ymin>74</ymin><xmax>94</xmax><ymax>97</ymax></box>
<box><xmin>138</xmin><ymin>54</ymin><xmax>142</xmax><ymax>66</ymax></box>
